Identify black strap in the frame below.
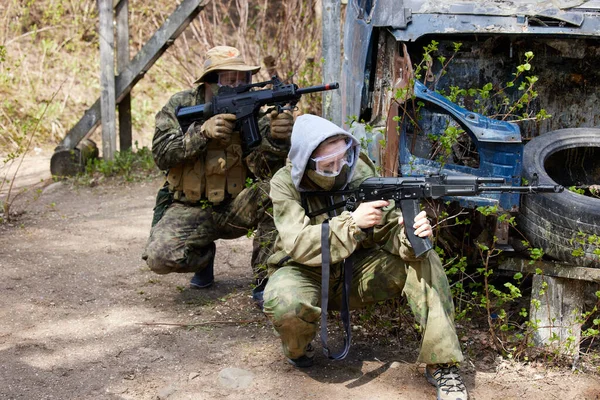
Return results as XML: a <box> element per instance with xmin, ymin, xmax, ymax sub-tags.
<box><xmin>320</xmin><ymin>220</ymin><xmax>353</xmax><ymax>360</ymax></box>
<box><xmin>307</xmin><ymin>199</ymin><xmax>348</xmax><ymax>218</ymax></box>
<box><xmin>300</xmin><ymin>191</ymin><xmax>354</xmax><ymax>219</ymax></box>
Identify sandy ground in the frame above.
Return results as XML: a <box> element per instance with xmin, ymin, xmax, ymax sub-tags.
<box><xmin>0</xmin><ymin>152</ymin><xmax>599</xmax><ymax>400</ymax></box>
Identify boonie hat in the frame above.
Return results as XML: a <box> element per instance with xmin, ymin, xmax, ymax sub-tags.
<box><xmin>194</xmin><ymin>46</ymin><xmax>260</xmax><ymax>84</ymax></box>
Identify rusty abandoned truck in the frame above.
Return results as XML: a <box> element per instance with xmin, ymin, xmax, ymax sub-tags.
<box><xmin>341</xmin><ymin>0</ymin><xmax>600</xmax><ymax>267</ymax></box>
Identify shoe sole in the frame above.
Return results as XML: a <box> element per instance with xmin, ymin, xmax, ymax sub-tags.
<box><xmin>286</xmin><ymin>357</ymin><xmax>314</xmax><ymax>368</ymax></box>
<box><xmin>190</xmin><ymin>281</ymin><xmax>214</xmax><ymax>289</ymax></box>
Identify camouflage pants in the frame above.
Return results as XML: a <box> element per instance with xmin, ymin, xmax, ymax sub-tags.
<box><xmin>143</xmin><ymin>181</ymin><xmax>275</xmax><ymax>284</ymax></box>
<box><xmin>262</xmin><ymin>247</ymin><xmax>464</xmax><ymax>364</ymax></box>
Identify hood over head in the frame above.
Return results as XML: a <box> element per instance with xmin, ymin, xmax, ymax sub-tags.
<box><xmin>289</xmin><ymin>114</ymin><xmax>361</xmax><ymax>191</ymax></box>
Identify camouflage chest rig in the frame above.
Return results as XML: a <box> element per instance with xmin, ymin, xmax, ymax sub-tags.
<box><xmin>166</xmin><ymin>133</ymin><xmax>246</xmax><ymax>204</ymax></box>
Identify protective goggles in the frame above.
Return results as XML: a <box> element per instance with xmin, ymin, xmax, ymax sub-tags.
<box><xmin>308</xmin><ymin>140</ymin><xmax>355</xmax><ymax>177</ymax></box>
<box><xmin>217</xmin><ymin>70</ymin><xmax>252</xmax><ymax>87</ymax></box>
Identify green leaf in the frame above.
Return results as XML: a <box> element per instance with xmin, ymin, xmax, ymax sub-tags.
<box><xmin>513</xmin><ymin>272</ymin><xmax>523</xmax><ymax>280</ymax></box>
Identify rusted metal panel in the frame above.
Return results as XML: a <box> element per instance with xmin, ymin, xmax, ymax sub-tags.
<box><xmin>371</xmin><ymin>2</ymin><xmax>411</xmax><ymax>28</ymax></box>
<box><xmin>389</xmin><ymin>13</ymin><xmax>600</xmax><ymax>42</ymax></box>
<box><xmin>370</xmin><ymin>0</ymin><xmax>600</xmax><ymax>41</ymax></box>
<box><xmin>341</xmin><ymin>1</ymin><xmax>375</xmax><ymax>129</ymax></box>
<box><xmin>382</xmin><ymin>43</ymin><xmax>414</xmax><ymax>177</ymax></box>
<box><xmin>323</xmin><ymin>0</ymin><xmax>342</xmax><ymax>126</ymax></box>
<box><xmin>403</xmin><ymin>0</ymin><xmax>595</xmax><ymax>16</ymax></box>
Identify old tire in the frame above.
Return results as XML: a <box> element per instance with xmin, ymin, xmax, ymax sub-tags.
<box><xmin>518</xmin><ymin>128</ymin><xmax>600</xmax><ymax>267</ymax></box>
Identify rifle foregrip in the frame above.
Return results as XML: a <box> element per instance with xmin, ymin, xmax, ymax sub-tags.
<box><xmin>399</xmin><ymin>199</ymin><xmax>433</xmax><ymax>258</ymax></box>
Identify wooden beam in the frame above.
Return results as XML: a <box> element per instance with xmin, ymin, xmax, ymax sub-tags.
<box><xmin>57</xmin><ymin>0</ymin><xmax>209</xmax><ymax>151</ymax></box>
<box><xmin>99</xmin><ymin>0</ymin><xmax>117</xmax><ymax>161</ymax></box>
<box><xmin>116</xmin><ymin>0</ymin><xmax>132</xmax><ymax>152</ymax></box>
<box><xmin>498</xmin><ymin>258</ymin><xmax>600</xmax><ymax>283</ymax></box>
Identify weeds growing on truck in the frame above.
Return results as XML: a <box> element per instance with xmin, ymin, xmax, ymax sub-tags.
<box><xmin>342</xmin><ymin>0</ymin><xmax>600</xmax><ymax>266</ymax></box>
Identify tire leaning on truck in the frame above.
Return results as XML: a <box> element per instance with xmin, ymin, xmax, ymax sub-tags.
<box><xmin>518</xmin><ymin>128</ymin><xmax>600</xmax><ymax>267</ymax></box>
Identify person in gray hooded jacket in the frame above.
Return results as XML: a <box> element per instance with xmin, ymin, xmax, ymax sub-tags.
<box><xmin>262</xmin><ymin>114</ymin><xmax>469</xmax><ymax>400</ymax></box>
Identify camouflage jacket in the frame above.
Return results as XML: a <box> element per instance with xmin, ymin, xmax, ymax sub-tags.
<box><xmin>152</xmin><ymin>85</ymin><xmax>290</xmax><ymax>180</ymax></box>
<box><xmin>267</xmin><ymin>153</ymin><xmax>418</xmax><ymax>268</ymax></box>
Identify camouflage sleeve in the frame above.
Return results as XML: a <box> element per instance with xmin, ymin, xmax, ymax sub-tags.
<box><xmin>270</xmin><ymin>167</ymin><xmax>364</xmax><ymax>267</ymax></box>
<box><xmin>152</xmin><ymin>89</ymin><xmax>208</xmax><ymax>171</ymax></box>
<box><xmin>244</xmin><ymin>113</ymin><xmax>290</xmax><ymax>180</ymax></box>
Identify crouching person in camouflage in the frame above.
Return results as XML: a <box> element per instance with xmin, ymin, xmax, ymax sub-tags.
<box><xmin>262</xmin><ymin>114</ymin><xmax>469</xmax><ymax>400</ymax></box>
<box><xmin>143</xmin><ymin>46</ymin><xmax>292</xmax><ymax>303</ymax></box>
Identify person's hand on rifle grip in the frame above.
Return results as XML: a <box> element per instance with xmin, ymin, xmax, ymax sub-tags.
<box><xmin>401</xmin><ymin>210</ymin><xmax>433</xmax><ymax>238</ymax></box>
<box><xmin>350</xmin><ymin>200</ymin><xmax>390</xmax><ymax>229</ymax></box>
<box><xmin>269</xmin><ymin>110</ymin><xmax>294</xmax><ymax>140</ymax></box>
<box><xmin>201</xmin><ymin>113</ymin><xmax>237</xmax><ymax>144</ymax></box>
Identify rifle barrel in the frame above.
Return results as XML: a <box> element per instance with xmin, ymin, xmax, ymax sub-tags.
<box><xmin>476</xmin><ymin>177</ymin><xmax>506</xmax><ymax>184</ymax></box>
<box><xmin>296</xmin><ymin>82</ymin><xmax>339</xmax><ymax>95</ymax></box>
<box><xmin>443</xmin><ymin>176</ymin><xmax>505</xmax><ymax>185</ymax></box>
<box><xmin>479</xmin><ymin>184</ymin><xmax>564</xmax><ymax>193</ymax></box>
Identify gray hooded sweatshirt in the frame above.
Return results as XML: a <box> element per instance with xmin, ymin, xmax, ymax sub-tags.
<box><xmin>289</xmin><ymin>114</ymin><xmax>361</xmax><ymax>191</ymax></box>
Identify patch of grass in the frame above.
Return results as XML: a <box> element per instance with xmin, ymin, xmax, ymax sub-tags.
<box><xmin>74</xmin><ymin>142</ymin><xmax>160</xmax><ymax>184</ymax></box>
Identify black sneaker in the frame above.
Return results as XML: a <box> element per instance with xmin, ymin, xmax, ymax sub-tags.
<box><xmin>425</xmin><ymin>364</ymin><xmax>469</xmax><ymax>400</ymax></box>
<box><xmin>189</xmin><ymin>243</ymin><xmax>216</xmax><ymax>289</ymax></box>
<box><xmin>252</xmin><ymin>288</ymin><xmax>264</xmax><ymax>310</ymax></box>
<box><xmin>190</xmin><ymin>260</ymin><xmax>214</xmax><ymax>289</ymax></box>
<box><xmin>251</xmin><ymin>279</ymin><xmax>268</xmax><ymax>310</ymax></box>
<box><xmin>287</xmin><ymin>343</ymin><xmax>315</xmax><ymax>368</ymax></box>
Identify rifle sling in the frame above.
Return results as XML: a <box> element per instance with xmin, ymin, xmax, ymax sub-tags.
<box><xmin>301</xmin><ymin>189</ymin><xmax>355</xmax><ymax>219</ymax></box>
<box><xmin>307</xmin><ymin>200</ymin><xmax>348</xmax><ymax>218</ymax></box>
<box><xmin>320</xmin><ymin>220</ymin><xmax>353</xmax><ymax>360</ymax></box>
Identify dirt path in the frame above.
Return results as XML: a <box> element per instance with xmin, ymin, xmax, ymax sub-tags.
<box><xmin>0</xmin><ymin>161</ymin><xmax>599</xmax><ymax>399</ymax></box>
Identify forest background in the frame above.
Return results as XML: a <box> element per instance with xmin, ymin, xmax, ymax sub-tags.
<box><xmin>0</xmin><ymin>0</ymin><xmax>323</xmax><ymax>163</ymax></box>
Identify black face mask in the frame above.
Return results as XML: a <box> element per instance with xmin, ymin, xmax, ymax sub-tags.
<box><xmin>306</xmin><ymin>164</ymin><xmax>350</xmax><ymax>191</ymax></box>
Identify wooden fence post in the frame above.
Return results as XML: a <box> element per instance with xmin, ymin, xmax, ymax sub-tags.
<box><xmin>116</xmin><ymin>0</ymin><xmax>132</xmax><ymax>152</ymax></box>
<box><xmin>98</xmin><ymin>0</ymin><xmax>117</xmax><ymax>161</ymax></box>
<box><xmin>51</xmin><ymin>0</ymin><xmax>209</xmax><ymax>176</ymax></box>
<box><xmin>530</xmin><ymin>274</ymin><xmax>585</xmax><ymax>355</ymax></box>
<box><xmin>498</xmin><ymin>258</ymin><xmax>600</xmax><ymax>358</ymax></box>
